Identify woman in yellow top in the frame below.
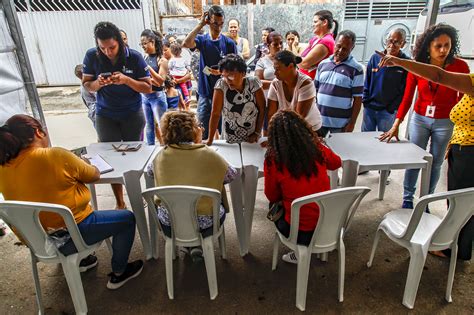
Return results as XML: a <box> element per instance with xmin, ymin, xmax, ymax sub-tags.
<box><xmin>0</xmin><ymin>114</ymin><xmax>142</xmax><ymax>289</ymax></box>
<box><xmin>379</xmin><ymin>54</ymin><xmax>474</xmax><ymax>261</ymax></box>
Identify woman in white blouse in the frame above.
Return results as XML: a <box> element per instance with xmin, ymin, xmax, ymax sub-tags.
<box><xmin>267</xmin><ymin>50</ymin><xmax>322</xmax><ymax>132</ymax></box>
<box><xmin>255</xmin><ymin>31</ymin><xmax>284</xmax><ymax>94</ymax></box>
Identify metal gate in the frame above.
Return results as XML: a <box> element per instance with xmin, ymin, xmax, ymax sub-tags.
<box><xmin>14</xmin><ymin>0</ymin><xmax>152</xmax><ymax>86</ymax></box>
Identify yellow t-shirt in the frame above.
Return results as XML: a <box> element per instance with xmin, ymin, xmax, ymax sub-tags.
<box><xmin>449</xmin><ymin>73</ymin><xmax>474</xmax><ymax>145</ymax></box>
<box><xmin>0</xmin><ymin>147</ymin><xmax>97</xmax><ymax>230</ymax></box>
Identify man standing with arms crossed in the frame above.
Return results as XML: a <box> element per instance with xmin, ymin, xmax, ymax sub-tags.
<box><xmin>183</xmin><ymin>5</ymin><xmax>237</xmax><ymax>139</ymax></box>
<box><xmin>362</xmin><ymin>29</ymin><xmax>409</xmax><ymax>132</ymax></box>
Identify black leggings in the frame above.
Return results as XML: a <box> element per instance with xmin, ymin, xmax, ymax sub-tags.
<box><xmin>275</xmin><ymin>217</ymin><xmax>314</xmax><ymax>246</ymax></box>
<box><xmin>442</xmin><ymin>145</ymin><xmax>474</xmax><ymax>260</ymax></box>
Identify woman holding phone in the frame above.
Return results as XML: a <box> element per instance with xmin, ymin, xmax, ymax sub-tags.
<box><xmin>82</xmin><ymin>21</ymin><xmax>152</xmax><ymax>209</ymax></box>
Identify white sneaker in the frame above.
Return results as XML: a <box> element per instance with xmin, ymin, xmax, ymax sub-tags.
<box><xmin>282</xmin><ymin>251</ymin><xmax>298</xmax><ymax>264</ymax></box>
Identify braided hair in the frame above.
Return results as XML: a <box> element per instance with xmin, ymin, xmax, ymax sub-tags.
<box><xmin>265</xmin><ymin>110</ymin><xmax>323</xmax><ymax>179</ymax></box>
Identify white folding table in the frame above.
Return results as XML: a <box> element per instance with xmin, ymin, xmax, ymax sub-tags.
<box><xmin>210</xmin><ymin>141</ymin><xmax>249</xmax><ymax>256</ymax></box>
<box><xmin>325</xmin><ymin>132</ymin><xmax>433</xmax><ymax>200</ymax></box>
<box><xmin>86</xmin><ymin>142</ymin><xmax>160</xmax><ymax>260</ymax></box>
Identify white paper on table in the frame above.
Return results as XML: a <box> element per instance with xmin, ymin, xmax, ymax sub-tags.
<box><xmin>85</xmin><ymin>154</ymin><xmax>114</xmax><ymax>174</ymax></box>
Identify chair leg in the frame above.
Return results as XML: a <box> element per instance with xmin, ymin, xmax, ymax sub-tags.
<box><xmin>61</xmin><ymin>255</ymin><xmax>88</xmax><ymax>315</ymax></box>
<box><xmin>271</xmin><ymin>232</ymin><xmax>279</xmax><ymax>271</ymax></box>
<box><xmin>30</xmin><ymin>252</ymin><xmax>44</xmax><ymax>315</ymax></box>
<box><xmin>105</xmin><ymin>238</ymin><xmax>113</xmax><ymax>254</ymax></box>
<box><xmin>202</xmin><ymin>237</ymin><xmax>218</xmax><ymax>300</ymax></box>
<box><xmin>218</xmin><ymin>227</ymin><xmax>227</xmax><ymax>260</ymax></box>
<box><xmin>402</xmin><ymin>246</ymin><xmax>427</xmax><ymax>309</ymax></box>
<box><xmin>367</xmin><ymin>229</ymin><xmax>381</xmax><ymax>267</ymax></box>
<box><xmin>165</xmin><ymin>240</ymin><xmax>174</xmax><ymax>299</ymax></box>
<box><xmin>295</xmin><ymin>246</ymin><xmax>311</xmax><ymax>311</ymax></box>
<box><xmin>446</xmin><ymin>244</ymin><xmax>458</xmax><ymax>303</ymax></box>
<box><xmin>338</xmin><ymin>240</ymin><xmax>346</xmax><ymax>302</ymax></box>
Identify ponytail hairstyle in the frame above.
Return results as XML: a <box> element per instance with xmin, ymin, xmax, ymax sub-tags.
<box><xmin>266</xmin><ymin>31</ymin><xmax>282</xmax><ymax>46</ymax></box>
<box><xmin>141</xmin><ymin>29</ymin><xmax>164</xmax><ymax>58</ymax></box>
<box><xmin>314</xmin><ymin>10</ymin><xmax>338</xmax><ymax>38</ymax></box>
<box><xmin>0</xmin><ymin>114</ymin><xmax>45</xmax><ymax>165</ymax></box>
<box><xmin>274</xmin><ymin>50</ymin><xmax>302</xmax><ymax>67</ymax></box>
<box><xmin>94</xmin><ymin>21</ymin><xmax>127</xmax><ymax>71</ymax></box>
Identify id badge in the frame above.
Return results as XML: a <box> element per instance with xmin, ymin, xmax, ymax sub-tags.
<box><xmin>426</xmin><ymin>105</ymin><xmax>436</xmax><ymax>118</ymax></box>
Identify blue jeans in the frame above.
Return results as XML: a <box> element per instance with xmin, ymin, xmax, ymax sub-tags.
<box><xmin>403</xmin><ymin>112</ymin><xmax>454</xmax><ymax>202</ymax></box>
<box><xmin>361</xmin><ymin>107</ymin><xmax>396</xmax><ymax>132</ymax></box>
<box><xmin>197</xmin><ymin>96</ymin><xmax>221</xmax><ymax>140</ymax></box>
<box><xmin>142</xmin><ymin>91</ymin><xmax>167</xmax><ymax>145</ymax></box>
<box><xmin>60</xmin><ymin>210</ymin><xmax>136</xmax><ymax>274</ymax></box>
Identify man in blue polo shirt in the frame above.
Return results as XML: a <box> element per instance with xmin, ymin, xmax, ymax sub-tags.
<box><xmin>183</xmin><ymin>5</ymin><xmax>237</xmax><ymax>139</ymax></box>
<box><xmin>362</xmin><ymin>28</ymin><xmax>409</xmax><ymax>132</ymax></box>
<box><xmin>315</xmin><ymin>30</ymin><xmax>364</xmax><ymax>137</ymax></box>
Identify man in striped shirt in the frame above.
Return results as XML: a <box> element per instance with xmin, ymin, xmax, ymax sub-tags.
<box><xmin>315</xmin><ymin>30</ymin><xmax>364</xmax><ymax>137</ymax></box>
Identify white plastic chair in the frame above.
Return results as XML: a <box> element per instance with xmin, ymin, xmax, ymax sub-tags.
<box><xmin>272</xmin><ymin>186</ymin><xmax>370</xmax><ymax>311</ymax></box>
<box><xmin>0</xmin><ymin>201</ymin><xmax>103</xmax><ymax>315</ymax></box>
<box><xmin>142</xmin><ymin>185</ymin><xmax>226</xmax><ymax>300</ymax></box>
<box><xmin>367</xmin><ymin>187</ymin><xmax>474</xmax><ymax>309</ymax></box>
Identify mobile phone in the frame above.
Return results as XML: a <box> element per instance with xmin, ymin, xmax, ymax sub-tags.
<box><xmin>203</xmin><ymin>66</ymin><xmax>212</xmax><ymax>76</ymax></box>
<box><xmin>100</xmin><ymin>72</ymin><xmax>112</xmax><ymax>79</ymax></box>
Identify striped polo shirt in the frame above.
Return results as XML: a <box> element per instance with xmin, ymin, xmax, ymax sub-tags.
<box><xmin>315</xmin><ymin>55</ymin><xmax>364</xmax><ymax>128</ymax></box>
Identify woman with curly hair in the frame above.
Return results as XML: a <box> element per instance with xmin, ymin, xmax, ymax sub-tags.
<box><xmin>152</xmin><ymin>111</ymin><xmax>237</xmax><ymax>261</ymax></box>
<box><xmin>380</xmin><ymin>23</ymin><xmax>470</xmax><ymax>210</ymax></box>
<box><xmin>264</xmin><ymin>110</ymin><xmax>342</xmax><ymax>264</ymax></box>
<box><xmin>140</xmin><ymin>29</ymin><xmax>168</xmax><ymax>145</ymax></box>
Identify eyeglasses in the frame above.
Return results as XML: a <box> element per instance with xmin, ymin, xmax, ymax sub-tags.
<box><xmin>140</xmin><ymin>41</ymin><xmax>151</xmax><ymax>47</ymax></box>
<box><xmin>386</xmin><ymin>39</ymin><xmax>404</xmax><ymax>47</ymax></box>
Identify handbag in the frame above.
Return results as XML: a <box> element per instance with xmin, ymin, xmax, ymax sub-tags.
<box><xmin>267</xmin><ymin>201</ymin><xmax>284</xmax><ymax>222</ymax></box>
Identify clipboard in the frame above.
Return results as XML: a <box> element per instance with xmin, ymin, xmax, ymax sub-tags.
<box><xmin>85</xmin><ymin>154</ymin><xmax>114</xmax><ymax>174</ymax></box>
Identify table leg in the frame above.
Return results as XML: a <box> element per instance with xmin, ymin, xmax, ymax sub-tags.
<box><xmin>87</xmin><ymin>184</ymin><xmax>98</xmax><ymax>211</ymax></box>
<box><xmin>420</xmin><ymin>156</ymin><xmax>433</xmax><ymax>197</ymax></box>
<box><xmin>378</xmin><ymin>170</ymin><xmax>390</xmax><ymax>200</ymax></box>
<box><xmin>228</xmin><ymin>169</ymin><xmax>248</xmax><ymax>256</ymax></box>
<box><xmin>242</xmin><ymin>165</ymin><xmax>259</xmax><ymax>253</ymax></box>
<box><xmin>144</xmin><ymin>172</ymin><xmax>160</xmax><ymax>259</ymax></box>
<box><xmin>123</xmin><ymin>171</ymin><xmax>152</xmax><ymax>260</ymax></box>
<box><xmin>329</xmin><ymin>170</ymin><xmax>338</xmax><ymax>189</ymax></box>
<box><xmin>341</xmin><ymin>160</ymin><xmax>359</xmax><ymax>187</ymax></box>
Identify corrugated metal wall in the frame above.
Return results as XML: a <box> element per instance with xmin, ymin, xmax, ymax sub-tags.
<box><xmin>14</xmin><ymin>0</ymin><xmax>151</xmax><ymax>86</ymax></box>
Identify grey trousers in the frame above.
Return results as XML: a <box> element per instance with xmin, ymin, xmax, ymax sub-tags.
<box><xmin>96</xmin><ymin>111</ymin><xmax>145</xmax><ymax>142</ymax></box>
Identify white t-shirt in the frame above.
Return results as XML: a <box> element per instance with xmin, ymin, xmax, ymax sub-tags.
<box><xmin>169</xmin><ymin>57</ymin><xmax>189</xmax><ymax>77</ymax></box>
<box><xmin>268</xmin><ymin>72</ymin><xmax>322</xmax><ymax>130</ymax></box>
<box><xmin>255</xmin><ymin>56</ymin><xmax>276</xmax><ymax>81</ymax></box>
<box><xmin>214</xmin><ymin>76</ymin><xmax>263</xmax><ymax>144</ymax></box>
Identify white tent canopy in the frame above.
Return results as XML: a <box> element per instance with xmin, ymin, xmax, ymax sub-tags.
<box><xmin>0</xmin><ymin>8</ymin><xmax>27</xmax><ymax>125</ymax></box>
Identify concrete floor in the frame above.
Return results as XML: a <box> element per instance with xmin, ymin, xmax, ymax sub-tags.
<box><xmin>1</xmin><ymin>108</ymin><xmax>472</xmax><ymax>314</ymax></box>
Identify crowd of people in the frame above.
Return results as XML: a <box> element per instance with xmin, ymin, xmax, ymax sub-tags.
<box><xmin>0</xmin><ymin>4</ymin><xmax>473</xmax><ymax>292</ymax></box>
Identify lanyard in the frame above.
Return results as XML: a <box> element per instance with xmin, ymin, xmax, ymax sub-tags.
<box><xmin>428</xmin><ymin>81</ymin><xmax>440</xmax><ymax>99</ymax></box>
